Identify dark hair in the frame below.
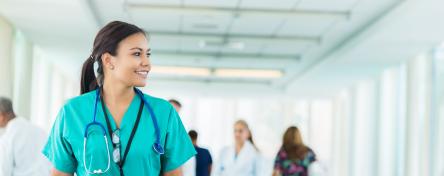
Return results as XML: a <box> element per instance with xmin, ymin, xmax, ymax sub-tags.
<box><xmin>0</xmin><ymin>97</ymin><xmax>15</xmax><ymax>118</ymax></box>
<box><xmin>188</xmin><ymin>130</ymin><xmax>198</xmax><ymax>141</ymax></box>
<box><xmin>282</xmin><ymin>126</ymin><xmax>311</xmax><ymax>161</ymax></box>
<box><xmin>168</xmin><ymin>99</ymin><xmax>182</xmax><ymax>108</ymax></box>
<box><xmin>80</xmin><ymin>21</ymin><xmax>146</xmax><ymax>94</ymax></box>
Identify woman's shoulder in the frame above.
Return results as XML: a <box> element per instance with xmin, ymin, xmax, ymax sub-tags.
<box><xmin>142</xmin><ymin>93</ymin><xmax>169</xmax><ymax>106</ymax></box>
<box><xmin>306</xmin><ymin>146</ymin><xmax>315</xmax><ymax>155</ymax></box>
<box><xmin>219</xmin><ymin>145</ymin><xmax>233</xmax><ymax>154</ymax></box>
<box><xmin>64</xmin><ymin>90</ymin><xmax>97</xmax><ymax>108</ymax></box>
<box><xmin>275</xmin><ymin>147</ymin><xmax>288</xmax><ymax>159</ymax></box>
<box><xmin>244</xmin><ymin>141</ymin><xmax>260</xmax><ymax>154</ymax></box>
<box><xmin>55</xmin><ymin>91</ymin><xmax>97</xmax><ymax>121</ymax></box>
<box><xmin>304</xmin><ymin>146</ymin><xmax>316</xmax><ymax>162</ymax></box>
<box><xmin>139</xmin><ymin>92</ymin><xmax>183</xmax><ymax>127</ymax></box>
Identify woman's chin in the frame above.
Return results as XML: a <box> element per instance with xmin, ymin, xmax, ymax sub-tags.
<box><xmin>134</xmin><ymin>81</ymin><xmax>147</xmax><ymax>87</ymax></box>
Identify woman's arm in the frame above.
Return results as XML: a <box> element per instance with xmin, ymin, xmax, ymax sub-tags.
<box><xmin>50</xmin><ymin>168</ymin><xmax>73</xmax><ymax>176</ymax></box>
<box><xmin>164</xmin><ymin>168</ymin><xmax>182</xmax><ymax>176</ymax></box>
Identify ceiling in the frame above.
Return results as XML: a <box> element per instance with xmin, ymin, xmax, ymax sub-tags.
<box><xmin>286</xmin><ymin>0</ymin><xmax>444</xmax><ymax>96</ymax></box>
<box><xmin>0</xmin><ymin>0</ymin><xmax>405</xmax><ymax>93</ymax></box>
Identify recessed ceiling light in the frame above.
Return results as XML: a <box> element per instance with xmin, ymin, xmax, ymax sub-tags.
<box><xmin>192</xmin><ymin>23</ymin><xmax>218</xmax><ymax>29</ymax></box>
<box><xmin>227</xmin><ymin>41</ymin><xmax>245</xmax><ymax>50</ymax></box>
<box><xmin>151</xmin><ymin>66</ymin><xmax>284</xmax><ymax>79</ymax></box>
<box><xmin>214</xmin><ymin>68</ymin><xmax>284</xmax><ymax>79</ymax></box>
<box><xmin>151</xmin><ymin>66</ymin><xmax>211</xmax><ymax>77</ymax></box>
<box><xmin>439</xmin><ymin>41</ymin><xmax>444</xmax><ymax>49</ymax></box>
<box><xmin>198</xmin><ymin>40</ymin><xmax>207</xmax><ymax>48</ymax></box>
<box><xmin>198</xmin><ymin>40</ymin><xmax>245</xmax><ymax>50</ymax></box>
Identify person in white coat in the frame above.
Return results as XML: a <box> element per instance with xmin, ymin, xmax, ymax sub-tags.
<box><xmin>213</xmin><ymin>120</ymin><xmax>260</xmax><ymax>176</ymax></box>
<box><xmin>0</xmin><ymin>97</ymin><xmax>50</xmax><ymax>176</ymax></box>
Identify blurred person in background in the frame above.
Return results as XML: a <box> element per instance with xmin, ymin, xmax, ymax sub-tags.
<box><xmin>213</xmin><ymin>120</ymin><xmax>261</xmax><ymax>176</ymax></box>
<box><xmin>272</xmin><ymin>126</ymin><xmax>316</xmax><ymax>176</ymax></box>
<box><xmin>0</xmin><ymin>97</ymin><xmax>50</xmax><ymax>176</ymax></box>
<box><xmin>169</xmin><ymin>99</ymin><xmax>182</xmax><ymax>113</ymax></box>
<box><xmin>188</xmin><ymin>130</ymin><xmax>213</xmax><ymax>176</ymax></box>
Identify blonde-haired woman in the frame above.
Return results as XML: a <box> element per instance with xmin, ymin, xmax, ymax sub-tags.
<box><xmin>213</xmin><ymin>120</ymin><xmax>260</xmax><ymax>176</ymax></box>
<box><xmin>273</xmin><ymin>126</ymin><xmax>316</xmax><ymax>176</ymax></box>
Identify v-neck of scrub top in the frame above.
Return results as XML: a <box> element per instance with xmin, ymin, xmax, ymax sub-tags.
<box><xmin>99</xmin><ymin>93</ymin><xmax>141</xmax><ymax>148</ymax></box>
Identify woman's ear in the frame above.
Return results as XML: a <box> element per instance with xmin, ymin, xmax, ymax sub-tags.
<box><xmin>102</xmin><ymin>53</ymin><xmax>115</xmax><ymax>70</ymax></box>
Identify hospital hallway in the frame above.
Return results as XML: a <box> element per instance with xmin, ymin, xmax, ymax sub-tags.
<box><xmin>0</xmin><ymin>0</ymin><xmax>444</xmax><ymax>175</ymax></box>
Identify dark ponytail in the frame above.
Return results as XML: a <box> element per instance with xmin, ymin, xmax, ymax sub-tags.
<box><xmin>80</xmin><ymin>56</ymin><xmax>98</xmax><ymax>94</ymax></box>
<box><xmin>80</xmin><ymin>21</ymin><xmax>146</xmax><ymax>94</ymax></box>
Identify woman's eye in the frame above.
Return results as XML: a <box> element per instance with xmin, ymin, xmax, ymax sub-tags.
<box><xmin>133</xmin><ymin>52</ymin><xmax>141</xmax><ymax>56</ymax></box>
<box><xmin>146</xmin><ymin>53</ymin><xmax>151</xmax><ymax>57</ymax></box>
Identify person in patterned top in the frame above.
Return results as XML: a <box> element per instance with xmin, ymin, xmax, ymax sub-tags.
<box><xmin>272</xmin><ymin>126</ymin><xmax>316</xmax><ymax>176</ymax></box>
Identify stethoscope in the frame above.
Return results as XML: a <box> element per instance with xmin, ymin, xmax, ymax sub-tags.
<box><xmin>83</xmin><ymin>87</ymin><xmax>164</xmax><ymax>174</ymax></box>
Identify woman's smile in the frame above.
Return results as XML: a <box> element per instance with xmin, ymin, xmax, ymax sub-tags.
<box><xmin>135</xmin><ymin>70</ymin><xmax>149</xmax><ymax>79</ymax></box>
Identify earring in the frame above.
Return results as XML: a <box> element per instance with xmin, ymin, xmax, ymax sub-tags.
<box><xmin>110</xmin><ymin>65</ymin><xmax>114</xmax><ymax>70</ymax></box>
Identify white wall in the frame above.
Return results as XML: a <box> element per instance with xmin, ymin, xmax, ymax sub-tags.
<box><xmin>351</xmin><ymin>80</ymin><xmax>379</xmax><ymax>176</ymax></box>
<box><xmin>405</xmin><ymin>54</ymin><xmax>432</xmax><ymax>176</ymax></box>
<box><xmin>433</xmin><ymin>49</ymin><xmax>444</xmax><ymax>176</ymax></box>
<box><xmin>331</xmin><ymin>90</ymin><xmax>352</xmax><ymax>176</ymax></box>
<box><xmin>0</xmin><ymin>17</ymin><xmax>13</xmax><ymax>98</ymax></box>
<box><xmin>12</xmin><ymin>30</ymin><xmax>33</xmax><ymax>119</ymax></box>
<box><xmin>29</xmin><ymin>47</ymin><xmax>79</xmax><ymax>131</ymax></box>
<box><xmin>0</xmin><ymin>17</ymin><xmax>34</xmax><ymax>119</ymax></box>
<box><xmin>328</xmin><ymin>53</ymin><xmax>440</xmax><ymax>176</ymax></box>
<box><xmin>378</xmin><ymin>66</ymin><xmax>403</xmax><ymax>176</ymax></box>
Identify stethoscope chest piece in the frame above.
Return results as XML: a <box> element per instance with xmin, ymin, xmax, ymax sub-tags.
<box><xmin>153</xmin><ymin>143</ymin><xmax>165</xmax><ymax>155</ymax></box>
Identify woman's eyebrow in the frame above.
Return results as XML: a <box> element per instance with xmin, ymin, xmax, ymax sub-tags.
<box><xmin>130</xmin><ymin>47</ymin><xmax>151</xmax><ymax>52</ymax></box>
<box><xmin>129</xmin><ymin>47</ymin><xmax>143</xmax><ymax>51</ymax></box>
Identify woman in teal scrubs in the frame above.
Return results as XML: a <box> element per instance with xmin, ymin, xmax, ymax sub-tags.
<box><xmin>43</xmin><ymin>21</ymin><xmax>196</xmax><ymax>176</ymax></box>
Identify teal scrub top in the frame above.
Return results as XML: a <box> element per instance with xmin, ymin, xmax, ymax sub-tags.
<box><xmin>42</xmin><ymin>90</ymin><xmax>196</xmax><ymax>175</ymax></box>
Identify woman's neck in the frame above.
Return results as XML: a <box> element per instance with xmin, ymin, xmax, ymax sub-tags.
<box><xmin>102</xmin><ymin>80</ymin><xmax>135</xmax><ymax>109</ymax></box>
<box><xmin>235</xmin><ymin>141</ymin><xmax>245</xmax><ymax>154</ymax></box>
<box><xmin>101</xmin><ymin>80</ymin><xmax>135</xmax><ymax>128</ymax></box>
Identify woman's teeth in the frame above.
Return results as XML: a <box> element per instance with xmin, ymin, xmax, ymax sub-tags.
<box><xmin>136</xmin><ymin>71</ymin><xmax>148</xmax><ymax>76</ymax></box>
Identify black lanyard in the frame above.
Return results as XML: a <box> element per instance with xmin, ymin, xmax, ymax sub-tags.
<box><xmin>100</xmin><ymin>94</ymin><xmax>144</xmax><ymax>176</ymax></box>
